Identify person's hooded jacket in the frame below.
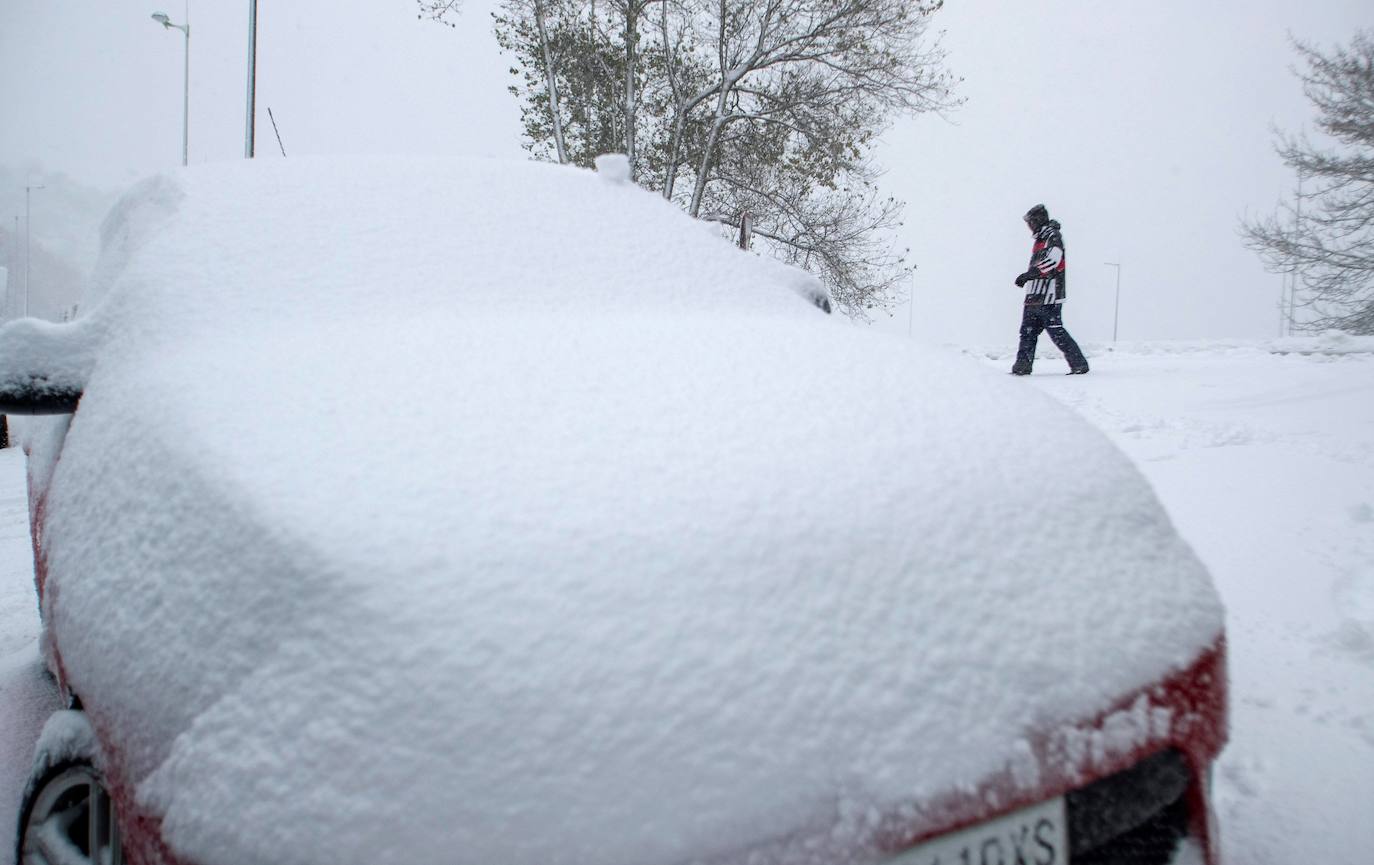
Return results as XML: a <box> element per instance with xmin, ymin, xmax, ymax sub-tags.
<box><xmin>1018</xmin><ymin>219</ymin><xmax>1066</xmax><ymax>305</ymax></box>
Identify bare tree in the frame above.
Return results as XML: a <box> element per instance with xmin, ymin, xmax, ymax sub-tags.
<box><xmin>694</xmin><ymin>127</ymin><xmax>913</xmax><ymax>312</ymax></box>
<box><xmin>659</xmin><ymin>0</ymin><xmax>953</xmax><ymax>316</ymax></box>
<box><xmin>669</xmin><ymin>0</ymin><xmax>952</xmax><ymax>219</ymax></box>
<box><xmin>427</xmin><ymin>0</ymin><xmax>958</xmax><ymax>318</ymax></box>
<box><xmin>488</xmin><ymin>0</ymin><xmax>577</xmax><ymax>164</ymax></box>
<box><xmin>1243</xmin><ymin>30</ymin><xmax>1374</xmax><ymax>335</ymax></box>
<box><xmin>486</xmin><ymin>0</ymin><xmax>645</xmax><ymax>166</ymax></box>
<box><xmin>416</xmin><ymin>0</ymin><xmax>464</xmax><ymax>25</ymax></box>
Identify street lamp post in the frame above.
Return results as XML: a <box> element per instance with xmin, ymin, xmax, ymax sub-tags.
<box><xmin>10</xmin><ymin>216</ymin><xmax>17</xmax><ymax>318</ymax></box>
<box><xmin>1104</xmin><ymin>262</ymin><xmax>1122</xmax><ymax>342</ymax></box>
<box><xmin>24</xmin><ymin>184</ymin><xmax>44</xmax><ymax>318</ymax></box>
<box><xmin>246</xmin><ymin>0</ymin><xmax>258</xmax><ymax>158</ymax></box>
<box><xmin>151</xmin><ymin>11</ymin><xmax>190</xmax><ymax>167</ymax></box>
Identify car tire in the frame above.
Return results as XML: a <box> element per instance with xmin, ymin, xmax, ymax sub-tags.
<box><xmin>16</xmin><ymin>759</ymin><xmax>124</xmax><ymax>865</ymax></box>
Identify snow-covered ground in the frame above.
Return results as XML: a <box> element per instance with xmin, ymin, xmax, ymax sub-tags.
<box><xmin>982</xmin><ymin>336</ymin><xmax>1374</xmax><ymax>863</ymax></box>
<box><xmin>0</xmin><ymin>441</ymin><xmax>62</xmax><ymax>859</ymax></box>
<box><xmin>1</xmin><ymin>336</ymin><xmax>1371</xmax><ymax>862</ymax></box>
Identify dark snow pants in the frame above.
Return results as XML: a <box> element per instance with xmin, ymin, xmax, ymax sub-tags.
<box><xmin>1014</xmin><ymin>302</ymin><xmax>1088</xmax><ymax>373</ymax></box>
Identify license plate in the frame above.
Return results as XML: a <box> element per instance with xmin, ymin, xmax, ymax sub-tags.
<box><xmin>886</xmin><ymin>797</ymin><xmax>1068</xmax><ymax>865</ymax></box>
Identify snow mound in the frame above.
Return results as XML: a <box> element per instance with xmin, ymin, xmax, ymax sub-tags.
<box><xmin>594</xmin><ymin>152</ymin><xmax>631</xmax><ymax>183</ymax></box>
<box><xmin>28</xmin><ymin>710</ymin><xmax>99</xmax><ymax>777</ymax></box>
<box><xmin>25</xmin><ymin>156</ymin><xmax>1223</xmax><ymax>865</ymax></box>
<box><xmin>0</xmin><ymin>317</ymin><xmax>99</xmax><ymax>404</ymax></box>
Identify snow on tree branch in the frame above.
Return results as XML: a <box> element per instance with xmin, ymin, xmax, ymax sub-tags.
<box><xmin>428</xmin><ymin>0</ymin><xmax>959</xmax><ymax>318</ymax></box>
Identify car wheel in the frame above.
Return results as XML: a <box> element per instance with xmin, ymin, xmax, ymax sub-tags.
<box><xmin>17</xmin><ymin>761</ymin><xmax>123</xmax><ymax>865</ymax></box>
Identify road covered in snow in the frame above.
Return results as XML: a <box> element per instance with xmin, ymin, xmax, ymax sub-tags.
<box><xmin>985</xmin><ymin>333</ymin><xmax>1374</xmax><ymax>864</ymax></box>
<box><xmin>1</xmin><ymin>334</ymin><xmax>1372</xmax><ymax>862</ymax></box>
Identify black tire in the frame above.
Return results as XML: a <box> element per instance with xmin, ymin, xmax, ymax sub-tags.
<box><xmin>15</xmin><ymin>759</ymin><xmax>124</xmax><ymax>865</ymax></box>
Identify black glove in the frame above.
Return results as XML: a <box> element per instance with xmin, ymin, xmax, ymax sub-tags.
<box><xmin>1014</xmin><ymin>273</ymin><xmax>1029</xmax><ymax>287</ymax></box>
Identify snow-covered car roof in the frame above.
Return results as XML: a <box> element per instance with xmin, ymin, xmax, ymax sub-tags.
<box><xmin>18</xmin><ymin>156</ymin><xmax>1222</xmax><ymax>865</ymax></box>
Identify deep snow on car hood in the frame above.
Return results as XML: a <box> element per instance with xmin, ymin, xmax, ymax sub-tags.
<box><xmin>28</xmin><ymin>157</ymin><xmax>1223</xmax><ymax>865</ymax></box>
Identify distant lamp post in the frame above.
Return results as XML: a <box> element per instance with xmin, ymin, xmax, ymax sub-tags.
<box><xmin>12</xmin><ymin>216</ymin><xmax>19</xmax><ymax>318</ymax></box>
<box><xmin>1104</xmin><ymin>261</ymin><xmax>1122</xmax><ymax>342</ymax></box>
<box><xmin>151</xmin><ymin>11</ymin><xmax>191</xmax><ymax>167</ymax></box>
<box><xmin>907</xmin><ymin>265</ymin><xmax>919</xmax><ymax>338</ymax></box>
<box><xmin>24</xmin><ymin>184</ymin><xmax>45</xmax><ymax>318</ymax></box>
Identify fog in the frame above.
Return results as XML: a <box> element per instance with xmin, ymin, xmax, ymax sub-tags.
<box><xmin>2</xmin><ymin>0</ymin><xmax>1372</xmax><ymax>343</ymax></box>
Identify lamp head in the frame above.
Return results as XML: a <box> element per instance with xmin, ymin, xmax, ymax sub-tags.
<box><xmin>151</xmin><ymin>12</ymin><xmax>171</xmax><ymax>26</ymax></box>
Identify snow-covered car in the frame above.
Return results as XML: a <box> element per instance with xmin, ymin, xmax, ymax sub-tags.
<box><xmin>1</xmin><ymin>156</ymin><xmax>1226</xmax><ymax>865</ymax></box>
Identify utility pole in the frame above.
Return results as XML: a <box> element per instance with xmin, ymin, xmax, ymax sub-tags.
<box><xmin>181</xmin><ymin>16</ymin><xmax>190</xmax><ymax>165</ymax></box>
<box><xmin>10</xmin><ymin>216</ymin><xmax>17</xmax><ymax>319</ymax></box>
<box><xmin>25</xmin><ymin>184</ymin><xmax>45</xmax><ymax>318</ymax></box>
<box><xmin>150</xmin><ymin>11</ymin><xmax>191</xmax><ymax>166</ymax></box>
<box><xmin>245</xmin><ymin>0</ymin><xmax>258</xmax><ymax>158</ymax></box>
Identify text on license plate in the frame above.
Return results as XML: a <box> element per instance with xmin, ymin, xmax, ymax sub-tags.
<box><xmin>885</xmin><ymin>796</ymin><xmax>1068</xmax><ymax>865</ymax></box>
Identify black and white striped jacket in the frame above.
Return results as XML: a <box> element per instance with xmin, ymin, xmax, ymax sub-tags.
<box><xmin>1021</xmin><ymin>220</ymin><xmax>1066</xmax><ymax>305</ymax></box>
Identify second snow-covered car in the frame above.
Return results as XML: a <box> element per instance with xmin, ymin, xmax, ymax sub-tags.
<box><xmin>3</xmin><ymin>155</ymin><xmax>1226</xmax><ymax>865</ymax></box>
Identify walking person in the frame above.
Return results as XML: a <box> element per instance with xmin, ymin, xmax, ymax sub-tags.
<box><xmin>1011</xmin><ymin>204</ymin><xmax>1089</xmax><ymax>375</ymax></box>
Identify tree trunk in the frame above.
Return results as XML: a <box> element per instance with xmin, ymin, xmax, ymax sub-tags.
<box><xmin>533</xmin><ymin>0</ymin><xmax>569</xmax><ymax>164</ymax></box>
<box><xmin>689</xmin><ymin>102</ymin><xmax>729</xmax><ymax>217</ymax></box>
<box><xmin>658</xmin><ymin>1</ymin><xmax>678</xmax><ymax>197</ymax></box>
<box><xmin>662</xmin><ymin>109</ymin><xmax>687</xmax><ymax>199</ymax></box>
<box><xmin>623</xmin><ymin>1</ymin><xmax>639</xmax><ymax>179</ymax></box>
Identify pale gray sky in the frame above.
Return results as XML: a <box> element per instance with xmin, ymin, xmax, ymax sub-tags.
<box><xmin>876</xmin><ymin>0</ymin><xmax>1374</xmax><ymax>345</ymax></box>
<box><xmin>0</xmin><ymin>0</ymin><xmax>519</xmax><ymax>182</ymax></box>
<box><xmin>3</xmin><ymin>0</ymin><xmax>1372</xmax><ymax>343</ymax></box>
